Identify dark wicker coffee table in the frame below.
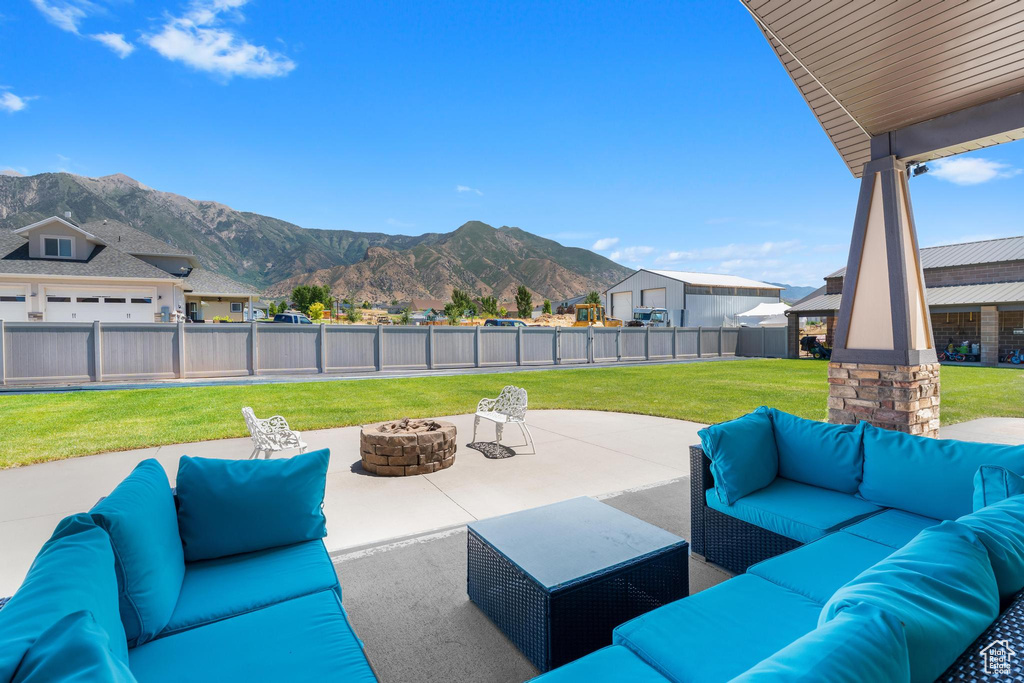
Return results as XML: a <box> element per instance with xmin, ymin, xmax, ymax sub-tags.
<box><xmin>467</xmin><ymin>496</ymin><xmax>689</xmax><ymax>672</ymax></box>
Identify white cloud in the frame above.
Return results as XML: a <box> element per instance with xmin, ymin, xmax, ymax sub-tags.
<box><xmin>591</xmin><ymin>237</ymin><xmax>619</xmax><ymax>251</ymax></box>
<box><xmin>29</xmin><ymin>0</ymin><xmax>89</xmax><ymax>34</ymax></box>
<box><xmin>91</xmin><ymin>32</ymin><xmax>134</xmax><ymax>57</ymax></box>
<box><xmin>929</xmin><ymin>157</ymin><xmax>1021</xmax><ymax>185</ymax></box>
<box><xmin>456</xmin><ymin>185</ymin><xmax>483</xmax><ymax>196</ymax></box>
<box><xmin>0</xmin><ymin>90</ymin><xmax>34</xmax><ymax>113</ymax></box>
<box><xmin>144</xmin><ymin>0</ymin><xmax>296</xmax><ymax>79</ymax></box>
<box><xmin>609</xmin><ymin>246</ymin><xmax>653</xmax><ymax>263</ymax></box>
<box><xmin>386</xmin><ymin>218</ymin><xmax>415</xmax><ymax>229</ymax></box>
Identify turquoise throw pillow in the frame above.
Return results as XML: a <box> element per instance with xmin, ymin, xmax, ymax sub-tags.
<box><xmin>698</xmin><ymin>407</ymin><xmax>778</xmax><ymax>506</ymax></box>
<box><xmin>973</xmin><ymin>465</ymin><xmax>1024</xmax><ymax>511</ymax></box>
<box><xmin>768</xmin><ymin>409</ymin><xmax>864</xmax><ymax>493</ymax></box>
<box><xmin>90</xmin><ymin>459</ymin><xmax>185</xmax><ymax>647</ymax></box>
<box><xmin>176</xmin><ymin>449</ymin><xmax>330</xmax><ymax>561</ymax></box>
<box><xmin>959</xmin><ymin>495</ymin><xmax>1024</xmax><ymax>599</ymax></box>
<box><xmin>821</xmin><ymin>521</ymin><xmax>999</xmax><ymax>683</ymax></box>
<box><xmin>0</xmin><ymin>515</ymin><xmax>127</xmax><ymax>681</ymax></box>
<box><xmin>732</xmin><ymin>603</ymin><xmax>909</xmax><ymax>682</ymax></box>
<box><xmin>13</xmin><ymin>612</ymin><xmax>137</xmax><ymax>683</ymax></box>
<box><xmin>859</xmin><ymin>424</ymin><xmax>1024</xmax><ymax>520</ymax></box>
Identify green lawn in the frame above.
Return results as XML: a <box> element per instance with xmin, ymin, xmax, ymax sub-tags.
<box><xmin>2</xmin><ymin>359</ymin><xmax>1021</xmax><ymax>468</ymax></box>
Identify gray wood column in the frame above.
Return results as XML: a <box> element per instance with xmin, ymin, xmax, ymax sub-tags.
<box><xmin>92</xmin><ymin>321</ymin><xmax>103</xmax><ymax>382</ymax></box>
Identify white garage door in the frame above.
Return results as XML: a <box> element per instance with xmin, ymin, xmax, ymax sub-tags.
<box><xmin>0</xmin><ymin>285</ymin><xmax>28</xmax><ymax>322</ymax></box>
<box><xmin>641</xmin><ymin>288</ymin><xmax>666</xmax><ymax>308</ymax></box>
<box><xmin>611</xmin><ymin>291</ymin><xmax>632</xmax><ymax>321</ymax></box>
<box><xmin>45</xmin><ymin>289</ymin><xmax>155</xmax><ymax>322</ymax></box>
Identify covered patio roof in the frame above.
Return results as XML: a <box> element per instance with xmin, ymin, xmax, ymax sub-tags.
<box><xmin>741</xmin><ymin>1</ymin><xmax>1024</xmax><ymax>176</ymax></box>
<box><xmin>789</xmin><ymin>281</ymin><xmax>1024</xmax><ymax>314</ymax></box>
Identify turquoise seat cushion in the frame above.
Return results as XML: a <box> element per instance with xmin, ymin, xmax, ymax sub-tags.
<box><xmin>128</xmin><ymin>590</ymin><xmax>375</xmax><ymax>683</ymax></box>
<box><xmin>613</xmin><ymin>575</ymin><xmax>821</xmax><ymax>681</ymax></box>
<box><xmin>699</xmin><ymin>407</ymin><xmax>778</xmax><ymax>505</ymax></box>
<box><xmin>159</xmin><ymin>540</ymin><xmax>340</xmax><ymax>637</ymax></box>
<box><xmin>841</xmin><ymin>509</ymin><xmax>938</xmax><ymax>549</ymax></box>
<box><xmin>822</xmin><ymin>521</ymin><xmax>999</xmax><ymax>683</ymax></box>
<box><xmin>529</xmin><ymin>645</ymin><xmax>670</xmax><ymax>682</ymax></box>
<box><xmin>0</xmin><ymin>514</ymin><xmax>128</xmax><ymax>680</ymax></box>
<box><xmin>768</xmin><ymin>409</ymin><xmax>864</xmax><ymax>493</ymax></box>
<box><xmin>12</xmin><ymin>612</ymin><xmax>137</xmax><ymax>683</ymax></box>
<box><xmin>705</xmin><ymin>478</ymin><xmax>881</xmax><ymax>544</ymax></box>
<box><xmin>958</xmin><ymin>495</ymin><xmax>1024</xmax><ymax>599</ymax></box>
<box><xmin>90</xmin><ymin>459</ymin><xmax>184</xmax><ymax>646</ymax></box>
<box><xmin>748</xmin><ymin>532</ymin><xmax>893</xmax><ymax>605</ymax></box>
<box><xmin>859</xmin><ymin>424</ymin><xmax>1024</xmax><ymax>520</ymax></box>
<box><xmin>175</xmin><ymin>449</ymin><xmax>330</xmax><ymax>562</ymax></box>
<box><xmin>731</xmin><ymin>603</ymin><xmax>909</xmax><ymax>683</ymax></box>
<box><xmin>973</xmin><ymin>465</ymin><xmax>1024</xmax><ymax>511</ymax></box>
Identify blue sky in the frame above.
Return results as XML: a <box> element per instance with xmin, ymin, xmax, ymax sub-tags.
<box><xmin>2</xmin><ymin>0</ymin><xmax>1022</xmax><ymax>287</ymax></box>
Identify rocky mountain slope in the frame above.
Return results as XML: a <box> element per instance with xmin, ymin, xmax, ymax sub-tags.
<box><xmin>0</xmin><ymin>172</ymin><xmax>631</xmax><ymax>300</ymax></box>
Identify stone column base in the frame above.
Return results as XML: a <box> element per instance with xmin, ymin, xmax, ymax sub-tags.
<box><xmin>827</xmin><ymin>361</ymin><xmax>940</xmax><ymax>437</ymax></box>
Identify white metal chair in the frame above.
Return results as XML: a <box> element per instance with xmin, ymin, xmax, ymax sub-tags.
<box><xmin>472</xmin><ymin>385</ymin><xmax>535</xmax><ymax>454</ymax></box>
<box><xmin>241</xmin><ymin>407</ymin><xmax>308</xmax><ymax>459</ymax></box>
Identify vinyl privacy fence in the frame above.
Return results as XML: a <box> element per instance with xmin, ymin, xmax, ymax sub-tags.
<box><xmin>0</xmin><ymin>321</ymin><xmax>788</xmax><ymax>386</ymax></box>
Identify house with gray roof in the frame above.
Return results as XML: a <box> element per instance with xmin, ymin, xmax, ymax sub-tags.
<box><xmin>787</xmin><ymin>236</ymin><xmax>1024</xmax><ymax>365</ymax></box>
<box><xmin>0</xmin><ymin>215</ymin><xmax>259</xmax><ymax>323</ymax></box>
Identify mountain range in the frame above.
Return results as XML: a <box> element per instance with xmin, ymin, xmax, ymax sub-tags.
<box><xmin>0</xmin><ymin>172</ymin><xmax>632</xmax><ymax>301</ymax></box>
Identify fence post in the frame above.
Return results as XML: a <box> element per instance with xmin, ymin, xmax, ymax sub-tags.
<box><xmin>250</xmin><ymin>320</ymin><xmax>258</xmax><ymax>375</ymax></box>
<box><xmin>718</xmin><ymin>327</ymin><xmax>724</xmax><ymax>356</ymax></box>
<box><xmin>376</xmin><ymin>324</ymin><xmax>384</xmax><ymax>371</ymax></box>
<box><xmin>645</xmin><ymin>325</ymin><xmax>651</xmax><ymax>360</ymax></box>
<box><xmin>517</xmin><ymin>326</ymin><xmax>524</xmax><ymax>365</ymax></box>
<box><xmin>672</xmin><ymin>327</ymin><xmax>678</xmax><ymax>359</ymax></box>
<box><xmin>427</xmin><ymin>325</ymin><xmax>434</xmax><ymax>369</ymax></box>
<box><xmin>697</xmin><ymin>327</ymin><xmax>702</xmax><ymax>358</ymax></box>
<box><xmin>616</xmin><ymin>327</ymin><xmax>622</xmax><ymax>361</ymax></box>
<box><xmin>92</xmin><ymin>320</ymin><xmax>103</xmax><ymax>382</ymax></box>
<box><xmin>761</xmin><ymin>326</ymin><xmax>767</xmax><ymax>358</ymax></box>
<box><xmin>475</xmin><ymin>325</ymin><xmax>481</xmax><ymax>368</ymax></box>
<box><xmin>176</xmin><ymin>319</ymin><xmax>186</xmax><ymax>378</ymax></box>
<box><xmin>587</xmin><ymin>326</ymin><xmax>594</xmax><ymax>364</ymax></box>
<box><xmin>555</xmin><ymin>327</ymin><xmax>561</xmax><ymax>365</ymax></box>
<box><xmin>319</xmin><ymin>323</ymin><xmax>327</xmax><ymax>373</ymax></box>
<box><xmin>0</xmin><ymin>319</ymin><xmax>5</xmax><ymax>386</ymax></box>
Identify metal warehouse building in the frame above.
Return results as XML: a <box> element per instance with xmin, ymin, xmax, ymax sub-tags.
<box><xmin>603</xmin><ymin>269</ymin><xmax>782</xmax><ymax>327</ymax></box>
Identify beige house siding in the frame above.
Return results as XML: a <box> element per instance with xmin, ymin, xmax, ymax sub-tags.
<box><xmin>186</xmin><ymin>296</ymin><xmax>252</xmax><ymax>322</ymax></box>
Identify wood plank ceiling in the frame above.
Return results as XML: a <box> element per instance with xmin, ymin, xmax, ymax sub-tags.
<box><xmin>741</xmin><ymin>0</ymin><xmax>1024</xmax><ymax>176</ymax></box>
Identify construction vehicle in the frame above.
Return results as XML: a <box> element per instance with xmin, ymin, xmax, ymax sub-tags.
<box><xmin>627</xmin><ymin>307</ymin><xmax>670</xmax><ymax>327</ymax></box>
<box><xmin>572</xmin><ymin>303</ymin><xmax>623</xmax><ymax>327</ymax></box>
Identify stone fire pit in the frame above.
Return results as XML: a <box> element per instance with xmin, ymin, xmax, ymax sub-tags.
<box><xmin>360</xmin><ymin>418</ymin><xmax>457</xmax><ymax>476</ymax></box>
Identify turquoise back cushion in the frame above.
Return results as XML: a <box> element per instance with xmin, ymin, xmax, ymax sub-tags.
<box><xmin>12</xmin><ymin>612</ymin><xmax>137</xmax><ymax>683</ymax></box>
<box><xmin>858</xmin><ymin>425</ymin><xmax>1024</xmax><ymax>520</ymax></box>
<box><xmin>973</xmin><ymin>465</ymin><xmax>1024</xmax><ymax>511</ymax></box>
<box><xmin>698</xmin><ymin>407</ymin><xmax>778</xmax><ymax>506</ymax></box>
<box><xmin>0</xmin><ymin>515</ymin><xmax>127</xmax><ymax>681</ymax></box>
<box><xmin>821</xmin><ymin>521</ymin><xmax>999</xmax><ymax>683</ymax></box>
<box><xmin>768</xmin><ymin>409</ymin><xmax>864</xmax><ymax>493</ymax></box>
<box><xmin>733</xmin><ymin>603</ymin><xmax>909</xmax><ymax>682</ymax></box>
<box><xmin>90</xmin><ymin>459</ymin><xmax>184</xmax><ymax>647</ymax></box>
<box><xmin>176</xmin><ymin>449</ymin><xmax>330</xmax><ymax>561</ymax></box>
<box><xmin>959</xmin><ymin>495</ymin><xmax>1024</xmax><ymax>599</ymax></box>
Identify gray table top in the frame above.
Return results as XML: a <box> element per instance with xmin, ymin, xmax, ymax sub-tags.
<box><xmin>468</xmin><ymin>496</ymin><xmax>687</xmax><ymax>591</ymax></box>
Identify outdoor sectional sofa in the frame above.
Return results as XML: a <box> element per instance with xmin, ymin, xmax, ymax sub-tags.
<box><xmin>534</xmin><ymin>407</ymin><xmax>1024</xmax><ymax>682</ymax></box>
<box><xmin>0</xmin><ymin>449</ymin><xmax>377</xmax><ymax>682</ymax></box>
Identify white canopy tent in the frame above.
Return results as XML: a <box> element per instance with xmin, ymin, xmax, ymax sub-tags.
<box><xmin>736</xmin><ymin>302</ymin><xmax>790</xmax><ymax>327</ymax></box>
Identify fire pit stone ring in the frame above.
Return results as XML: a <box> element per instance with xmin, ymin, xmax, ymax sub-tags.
<box><xmin>359</xmin><ymin>418</ymin><xmax>457</xmax><ymax>476</ymax></box>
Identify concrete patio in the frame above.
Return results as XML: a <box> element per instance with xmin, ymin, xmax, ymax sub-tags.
<box><xmin>0</xmin><ymin>409</ymin><xmax>701</xmax><ymax>596</ymax></box>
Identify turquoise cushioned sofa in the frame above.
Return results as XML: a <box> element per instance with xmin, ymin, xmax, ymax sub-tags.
<box><xmin>0</xmin><ymin>451</ymin><xmax>377</xmax><ymax>683</ymax></box>
<box><xmin>531</xmin><ymin>409</ymin><xmax>1024</xmax><ymax>682</ymax></box>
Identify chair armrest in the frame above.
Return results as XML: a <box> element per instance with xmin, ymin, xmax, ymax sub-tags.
<box><xmin>689</xmin><ymin>445</ymin><xmax>712</xmax><ymax>556</ymax></box>
<box><xmin>476</xmin><ymin>397</ymin><xmax>497</xmax><ymax>413</ymax></box>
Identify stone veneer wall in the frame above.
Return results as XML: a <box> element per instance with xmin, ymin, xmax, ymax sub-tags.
<box><xmin>827</xmin><ymin>362</ymin><xmax>940</xmax><ymax>437</ymax></box>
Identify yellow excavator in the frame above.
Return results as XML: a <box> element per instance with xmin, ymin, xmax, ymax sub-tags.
<box><xmin>572</xmin><ymin>303</ymin><xmax>623</xmax><ymax>327</ymax></box>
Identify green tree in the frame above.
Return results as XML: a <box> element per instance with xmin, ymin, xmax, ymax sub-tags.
<box><xmin>398</xmin><ymin>308</ymin><xmax>412</xmax><ymax>325</ymax></box>
<box><xmin>450</xmin><ymin>289</ymin><xmax>476</xmax><ymax>317</ymax></box>
<box><xmin>266</xmin><ymin>301</ymin><xmax>277</xmax><ymax>317</ymax></box>
<box><xmin>479</xmin><ymin>296</ymin><xmax>499</xmax><ymax>317</ymax></box>
<box><xmin>543</xmin><ymin>299</ymin><xmax>552</xmax><ymax>314</ymax></box>
<box><xmin>307</xmin><ymin>302</ymin><xmax>325</xmax><ymax>322</ymax></box>
<box><xmin>498</xmin><ymin>306</ymin><xmax>508</xmax><ymax>318</ymax></box>
<box><xmin>443</xmin><ymin>301</ymin><xmax>463</xmax><ymax>325</ymax></box>
<box><xmin>391</xmin><ymin>299</ymin><xmax>399</xmax><ymax>306</ymax></box>
<box><xmin>585</xmin><ymin>291</ymin><xmax>601</xmax><ymax>305</ymax></box>
<box><xmin>290</xmin><ymin>285</ymin><xmax>333</xmax><ymax>317</ymax></box>
<box><xmin>361</xmin><ymin>300</ymin><xmax>371</xmax><ymax>309</ymax></box>
<box><xmin>515</xmin><ymin>285</ymin><xmax>533</xmax><ymax>319</ymax></box>
<box><xmin>345</xmin><ymin>306</ymin><xmax>363</xmax><ymax>323</ymax></box>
